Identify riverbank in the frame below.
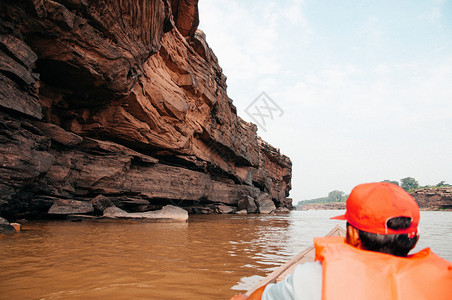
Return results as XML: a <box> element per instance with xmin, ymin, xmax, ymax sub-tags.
<box><xmin>411</xmin><ymin>187</ymin><xmax>452</xmax><ymax>210</ymax></box>
<box><xmin>298</xmin><ymin>187</ymin><xmax>452</xmax><ymax>211</ymax></box>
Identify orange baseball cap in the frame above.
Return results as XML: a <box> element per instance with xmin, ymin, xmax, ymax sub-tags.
<box><xmin>331</xmin><ymin>182</ymin><xmax>420</xmax><ymax>237</ymax></box>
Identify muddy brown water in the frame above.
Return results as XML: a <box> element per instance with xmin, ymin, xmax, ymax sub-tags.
<box><xmin>1</xmin><ymin>211</ymin><xmax>451</xmax><ymax>299</ymax></box>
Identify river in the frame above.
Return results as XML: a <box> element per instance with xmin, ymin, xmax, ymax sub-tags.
<box><xmin>0</xmin><ymin>210</ymin><xmax>451</xmax><ymax>299</ymax></box>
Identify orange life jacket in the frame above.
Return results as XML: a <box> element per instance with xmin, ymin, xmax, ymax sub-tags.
<box><xmin>314</xmin><ymin>236</ymin><xmax>452</xmax><ymax>300</ymax></box>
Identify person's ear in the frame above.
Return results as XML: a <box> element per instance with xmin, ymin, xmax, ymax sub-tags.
<box><xmin>346</xmin><ymin>224</ymin><xmax>362</xmax><ymax>248</ymax></box>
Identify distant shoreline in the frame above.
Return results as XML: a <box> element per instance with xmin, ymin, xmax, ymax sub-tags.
<box><xmin>297</xmin><ymin>187</ymin><xmax>452</xmax><ymax>211</ymax></box>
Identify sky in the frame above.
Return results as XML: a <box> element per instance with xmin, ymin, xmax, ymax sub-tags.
<box><xmin>197</xmin><ymin>0</ymin><xmax>452</xmax><ymax>202</ymax></box>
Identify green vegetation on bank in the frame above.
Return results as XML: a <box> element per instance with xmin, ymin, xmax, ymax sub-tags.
<box><xmin>388</xmin><ymin>177</ymin><xmax>451</xmax><ymax>193</ymax></box>
<box><xmin>298</xmin><ymin>178</ymin><xmax>450</xmax><ymax>207</ymax></box>
<box><xmin>299</xmin><ymin>190</ymin><xmax>348</xmax><ymax>205</ymax></box>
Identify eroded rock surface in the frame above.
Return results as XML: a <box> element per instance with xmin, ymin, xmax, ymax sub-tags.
<box><xmin>255</xmin><ymin>193</ymin><xmax>277</xmax><ymax>214</ymax></box>
<box><xmin>411</xmin><ymin>188</ymin><xmax>452</xmax><ymax>210</ymax></box>
<box><xmin>48</xmin><ymin>199</ymin><xmax>94</xmax><ymax>215</ymax></box>
<box><xmin>0</xmin><ymin>1</ymin><xmax>292</xmax><ymax>220</ymax></box>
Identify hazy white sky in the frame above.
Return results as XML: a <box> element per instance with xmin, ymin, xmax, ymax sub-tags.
<box><xmin>198</xmin><ymin>0</ymin><xmax>452</xmax><ymax>201</ymax></box>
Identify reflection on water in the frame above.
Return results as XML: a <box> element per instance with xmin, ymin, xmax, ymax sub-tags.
<box><xmin>0</xmin><ymin>211</ymin><xmax>451</xmax><ymax>299</ymax></box>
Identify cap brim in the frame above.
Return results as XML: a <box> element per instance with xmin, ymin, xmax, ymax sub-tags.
<box><xmin>330</xmin><ymin>214</ymin><xmax>346</xmax><ymax>220</ymax></box>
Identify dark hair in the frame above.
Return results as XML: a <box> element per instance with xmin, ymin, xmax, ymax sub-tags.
<box><xmin>350</xmin><ymin>217</ymin><xmax>418</xmax><ymax>257</ymax></box>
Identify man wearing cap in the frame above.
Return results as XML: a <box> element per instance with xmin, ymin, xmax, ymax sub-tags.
<box><xmin>231</xmin><ymin>182</ymin><xmax>452</xmax><ymax>300</ymax></box>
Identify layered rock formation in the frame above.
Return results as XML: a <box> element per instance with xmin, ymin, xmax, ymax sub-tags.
<box><xmin>0</xmin><ymin>0</ymin><xmax>292</xmax><ymax>220</ymax></box>
<box><xmin>411</xmin><ymin>187</ymin><xmax>452</xmax><ymax>210</ymax></box>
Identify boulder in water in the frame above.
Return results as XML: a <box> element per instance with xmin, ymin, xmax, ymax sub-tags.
<box><xmin>0</xmin><ymin>217</ymin><xmax>17</xmax><ymax>235</ymax></box>
<box><xmin>48</xmin><ymin>199</ymin><xmax>94</xmax><ymax>215</ymax></box>
<box><xmin>255</xmin><ymin>193</ymin><xmax>276</xmax><ymax>214</ymax></box>
<box><xmin>103</xmin><ymin>205</ymin><xmax>188</xmax><ymax>222</ymax></box>
<box><xmin>238</xmin><ymin>196</ymin><xmax>258</xmax><ymax>214</ymax></box>
<box><xmin>216</xmin><ymin>204</ymin><xmax>235</xmax><ymax>214</ymax></box>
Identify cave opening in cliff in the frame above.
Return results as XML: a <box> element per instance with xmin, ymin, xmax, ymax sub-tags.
<box><xmin>35</xmin><ymin>58</ymin><xmax>113</xmax><ymax>108</ymax></box>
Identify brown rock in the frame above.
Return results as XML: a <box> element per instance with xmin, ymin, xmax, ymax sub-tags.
<box><xmin>0</xmin><ymin>217</ymin><xmax>17</xmax><ymax>235</ymax></box>
<box><xmin>103</xmin><ymin>205</ymin><xmax>188</xmax><ymax>222</ymax></box>
<box><xmin>0</xmin><ymin>1</ymin><xmax>292</xmax><ymax>219</ymax></box>
<box><xmin>33</xmin><ymin>122</ymin><xmax>83</xmax><ymax>147</ymax></box>
<box><xmin>0</xmin><ymin>34</ymin><xmax>42</xmax><ymax>120</ymax></box>
<box><xmin>171</xmin><ymin>0</ymin><xmax>199</xmax><ymax>38</ymax></box>
<box><xmin>0</xmin><ymin>112</ymin><xmax>55</xmax><ymax>201</ymax></box>
<box><xmin>279</xmin><ymin>197</ymin><xmax>294</xmax><ymax>210</ymax></box>
<box><xmin>0</xmin><ymin>34</ymin><xmax>38</xmax><ymax>67</ymax></box>
<box><xmin>274</xmin><ymin>207</ymin><xmax>290</xmax><ymax>213</ymax></box>
<box><xmin>81</xmin><ymin>138</ymin><xmax>159</xmax><ymax>164</ymax></box>
<box><xmin>255</xmin><ymin>193</ymin><xmax>276</xmax><ymax>214</ymax></box>
<box><xmin>216</xmin><ymin>204</ymin><xmax>235</xmax><ymax>214</ymax></box>
<box><xmin>410</xmin><ymin>187</ymin><xmax>452</xmax><ymax>210</ymax></box>
<box><xmin>48</xmin><ymin>199</ymin><xmax>94</xmax><ymax>215</ymax></box>
<box><xmin>0</xmin><ymin>224</ymin><xmax>16</xmax><ymax>235</ymax></box>
<box><xmin>90</xmin><ymin>195</ymin><xmax>114</xmax><ymax>213</ymax></box>
<box><xmin>102</xmin><ymin>206</ymin><xmax>130</xmax><ymax>218</ymax></box>
<box><xmin>238</xmin><ymin>196</ymin><xmax>258</xmax><ymax>214</ymax></box>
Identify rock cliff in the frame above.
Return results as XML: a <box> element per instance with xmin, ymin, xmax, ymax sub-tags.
<box><xmin>411</xmin><ymin>187</ymin><xmax>452</xmax><ymax>210</ymax></box>
<box><xmin>0</xmin><ymin>0</ymin><xmax>292</xmax><ymax>219</ymax></box>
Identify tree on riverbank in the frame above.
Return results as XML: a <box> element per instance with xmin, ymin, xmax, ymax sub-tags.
<box><xmin>381</xmin><ymin>180</ymin><xmax>399</xmax><ymax>186</ymax></box>
<box><xmin>401</xmin><ymin>177</ymin><xmax>419</xmax><ymax>191</ymax></box>
<box><xmin>435</xmin><ymin>181</ymin><xmax>451</xmax><ymax>187</ymax></box>
<box><xmin>380</xmin><ymin>178</ymin><xmax>451</xmax><ymax>192</ymax></box>
<box><xmin>328</xmin><ymin>190</ymin><xmax>346</xmax><ymax>202</ymax></box>
<box><xmin>297</xmin><ymin>190</ymin><xmax>347</xmax><ymax>207</ymax></box>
